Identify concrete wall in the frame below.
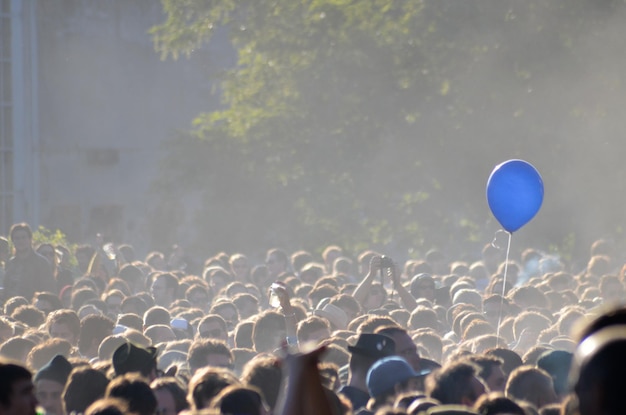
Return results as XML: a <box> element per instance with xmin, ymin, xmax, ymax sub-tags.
<box><xmin>33</xmin><ymin>0</ymin><xmax>231</xmax><ymax>248</ymax></box>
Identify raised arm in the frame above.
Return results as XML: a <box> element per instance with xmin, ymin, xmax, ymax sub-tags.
<box><xmin>352</xmin><ymin>256</ymin><xmax>380</xmax><ymax>304</ymax></box>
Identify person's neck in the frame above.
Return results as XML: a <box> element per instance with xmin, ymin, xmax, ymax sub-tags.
<box><xmin>347</xmin><ymin>372</ymin><xmax>368</xmax><ymax>391</ymax></box>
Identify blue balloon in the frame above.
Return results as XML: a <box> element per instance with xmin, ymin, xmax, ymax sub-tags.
<box><xmin>487</xmin><ymin>159</ymin><xmax>544</xmax><ymax>233</ymax></box>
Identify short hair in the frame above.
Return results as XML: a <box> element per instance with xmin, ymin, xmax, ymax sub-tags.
<box><xmin>26</xmin><ymin>338</ymin><xmax>72</xmax><ymax>371</ymax></box>
<box><xmin>513</xmin><ymin>311</ymin><xmax>552</xmax><ymax>341</ymax></box>
<box><xmin>291</xmin><ymin>250</ymin><xmax>314</xmax><ymax>274</ymax></box>
<box><xmin>505</xmin><ymin>365</ymin><xmax>555</xmax><ymax>408</ymax></box>
<box><xmin>252</xmin><ymin>311</ymin><xmax>285</xmax><ymax>353</ymax></box>
<box><xmin>426</xmin><ymin>361</ymin><xmax>481</xmax><ymax>405</ymax></box>
<box><xmin>47</xmin><ymin>309</ymin><xmax>81</xmax><ymax>338</ymax></box>
<box><xmin>297</xmin><ymin>316</ymin><xmax>330</xmax><ymax>343</ymax></box>
<box><xmin>143</xmin><ymin>306</ymin><xmax>171</xmax><ymax>328</ymax></box>
<box><xmin>4</xmin><ymin>297</ymin><xmax>29</xmax><ymax>316</ymax></box>
<box><xmin>0</xmin><ymin>337</ymin><xmax>36</xmax><ymax>361</ymax></box>
<box><xmin>33</xmin><ymin>292</ymin><xmax>63</xmax><ymax>312</ymax></box>
<box><xmin>464</xmin><ymin>355</ymin><xmax>504</xmax><ymax>384</ymax></box>
<box><xmin>234</xmin><ymin>320</ymin><xmax>255</xmax><ymax>349</ymax></box>
<box><xmin>105</xmin><ymin>373</ymin><xmax>157</xmax><ymax>415</ymax></box>
<box><xmin>118</xmin><ymin>264</ymin><xmax>144</xmax><ymax>287</ymax></box>
<box><xmin>211</xmin><ymin>385</ymin><xmax>266</xmax><ymax>415</ymax></box>
<box><xmin>197</xmin><ymin>314</ymin><xmax>228</xmax><ymax>335</ymax></box>
<box><xmin>150</xmin><ymin>377</ymin><xmax>189</xmax><ymax>413</ymax></box>
<box><xmin>266</xmin><ymin>248</ymin><xmax>288</xmax><ymax>265</ymax></box>
<box><xmin>116</xmin><ymin>313</ymin><xmax>143</xmax><ymax>332</ymax></box>
<box><xmin>0</xmin><ymin>361</ymin><xmax>32</xmax><ymax>407</ymax></box>
<box><xmin>9</xmin><ymin>222</ymin><xmax>32</xmax><ymax>241</ymax></box>
<box><xmin>474</xmin><ymin>392</ymin><xmax>525</xmax><ymax>415</ymax></box>
<box><xmin>240</xmin><ymin>354</ymin><xmax>283</xmax><ymax>410</ymax></box>
<box><xmin>98</xmin><ymin>335</ymin><xmax>128</xmax><ymax>361</ymax></box>
<box><xmin>85</xmin><ymin>398</ymin><xmax>128</xmax><ymax>415</ymax></box>
<box><xmin>188</xmin><ymin>366</ymin><xmax>240</xmax><ymax>410</ymax></box>
<box><xmin>64</xmin><ymin>367</ymin><xmax>110</xmax><ymax>414</ymax></box>
<box><xmin>78</xmin><ymin>315</ymin><xmax>115</xmax><ymax>355</ymax></box>
<box><xmin>156</xmin><ymin>272</ymin><xmax>179</xmax><ymax>292</ymax></box>
<box><xmin>120</xmin><ymin>296</ymin><xmax>148</xmax><ymax>316</ymax></box>
<box><xmin>11</xmin><ymin>305</ymin><xmax>45</xmax><ymax>327</ymax></box>
<box><xmin>329</xmin><ymin>294</ymin><xmax>361</xmax><ymax>316</ymax></box>
<box><xmin>409</xmin><ymin>307</ymin><xmax>440</xmax><ymax>331</ymax></box>
<box><xmin>187</xmin><ymin>339</ymin><xmax>233</xmax><ymax>374</ymax></box>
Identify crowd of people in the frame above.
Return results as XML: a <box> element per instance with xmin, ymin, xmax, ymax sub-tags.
<box><xmin>0</xmin><ymin>221</ymin><xmax>625</xmax><ymax>415</ymax></box>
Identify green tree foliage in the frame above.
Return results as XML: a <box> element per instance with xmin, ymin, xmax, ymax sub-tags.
<box><xmin>151</xmin><ymin>0</ymin><xmax>626</xmax><ymax>260</ymax></box>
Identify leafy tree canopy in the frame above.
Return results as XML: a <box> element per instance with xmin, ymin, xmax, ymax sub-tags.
<box><xmin>151</xmin><ymin>0</ymin><xmax>626</xmax><ymax>262</ymax></box>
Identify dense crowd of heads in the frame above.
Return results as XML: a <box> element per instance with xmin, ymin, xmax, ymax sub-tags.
<box><xmin>0</xmin><ymin>222</ymin><xmax>625</xmax><ymax>415</ymax></box>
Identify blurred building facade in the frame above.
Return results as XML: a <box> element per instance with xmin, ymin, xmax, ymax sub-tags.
<box><xmin>1</xmin><ymin>0</ymin><xmax>227</xmax><ymax>248</ymax></box>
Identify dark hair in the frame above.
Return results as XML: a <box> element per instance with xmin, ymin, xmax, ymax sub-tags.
<box><xmin>105</xmin><ymin>374</ymin><xmax>157</xmax><ymax>415</ymax></box>
<box><xmin>212</xmin><ymin>385</ymin><xmax>265</xmax><ymax>415</ymax></box>
<box><xmin>9</xmin><ymin>222</ymin><xmax>32</xmax><ymax>241</ymax></box>
<box><xmin>474</xmin><ymin>392</ymin><xmax>526</xmax><ymax>415</ymax></box>
<box><xmin>252</xmin><ymin>311</ymin><xmax>285</xmax><ymax>353</ymax></box>
<box><xmin>0</xmin><ymin>362</ymin><xmax>32</xmax><ymax>407</ymax></box>
<box><xmin>33</xmin><ymin>292</ymin><xmax>63</xmax><ymax>312</ymax></box>
<box><xmin>4</xmin><ymin>297</ymin><xmax>29</xmax><ymax>316</ymax></box>
<box><xmin>240</xmin><ymin>355</ymin><xmax>282</xmax><ymax>410</ymax></box>
<box><xmin>426</xmin><ymin>361</ymin><xmax>480</xmax><ymax>405</ymax></box>
<box><xmin>11</xmin><ymin>305</ymin><xmax>45</xmax><ymax>328</ymax></box>
<box><xmin>188</xmin><ymin>367</ymin><xmax>239</xmax><ymax>410</ymax></box>
<box><xmin>150</xmin><ymin>377</ymin><xmax>189</xmax><ymax>413</ymax></box>
<box><xmin>47</xmin><ymin>309</ymin><xmax>81</xmax><ymax>338</ymax></box>
<box><xmin>188</xmin><ymin>338</ymin><xmax>233</xmax><ymax>374</ymax></box>
<box><xmin>85</xmin><ymin>397</ymin><xmax>128</xmax><ymax>415</ymax></box>
<box><xmin>64</xmin><ymin>367</ymin><xmax>110</xmax><ymax>414</ymax></box>
<box><xmin>78</xmin><ymin>315</ymin><xmax>115</xmax><ymax>355</ymax></box>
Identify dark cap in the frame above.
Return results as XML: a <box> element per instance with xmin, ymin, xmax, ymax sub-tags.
<box><xmin>112</xmin><ymin>342</ymin><xmax>157</xmax><ymax>376</ymax></box>
<box><xmin>347</xmin><ymin>333</ymin><xmax>395</xmax><ymax>358</ymax></box>
<box><xmin>35</xmin><ymin>355</ymin><xmax>73</xmax><ymax>385</ymax></box>
<box><xmin>367</xmin><ymin>356</ymin><xmax>419</xmax><ymax>398</ymax></box>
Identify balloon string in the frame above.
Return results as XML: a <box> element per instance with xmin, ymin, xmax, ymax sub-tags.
<box><xmin>495</xmin><ymin>231</ymin><xmax>512</xmax><ymax>346</ymax></box>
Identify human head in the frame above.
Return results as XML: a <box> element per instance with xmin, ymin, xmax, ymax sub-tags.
<box><xmin>187</xmin><ymin>338</ymin><xmax>233</xmax><ymax>375</ymax></box>
<box><xmin>112</xmin><ymin>342</ymin><xmax>158</xmax><ymax>380</ymax></box>
<box><xmin>297</xmin><ymin>316</ymin><xmax>331</xmax><ymax>345</ymax></box>
<box><xmin>63</xmin><ymin>367</ymin><xmax>109</xmax><ymax>415</ymax></box>
<box><xmin>188</xmin><ymin>366</ymin><xmax>240</xmax><ymax>410</ymax></box>
<box><xmin>571</xmin><ymin>326</ymin><xmax>626</xmax><ymax>415</ymax></box>
<box><xmin>150</xmin><ymin>377</ymin><xmax>189</xmax><ymax>415</ymax></box>
<box><xmin>196</xmin><ymin>315</ymin><xmax>229</xmax><ymax>343</ymax></box>
<box><xmin>229</xmin><ymin>254</ymin><xmax>251</xmax><ymax>282</ymax></box>
<box><xmin>151</xmin><ymin>273</ymin><xmax>179</xmax><ymax>308</ymax></box>
<box><xmin>367</xmin><ymin>356</ymin><xmax>420</xmax><ymax>407</ymax></box>
<box><xmin>376</xmin><ymin>326</ymin><xmax>421</xmax><ymax>372</ymax></box>
<box><xmin>9</xmin><ymin>223</ymin><xmax>33</xmax><ymax>255</ymax></box>
<box><xmin>47</xmin><ymin>310</ymin><xmax>81</xmax><ymax>347</ymax></box>
<box><xmin>78</xmin><ymin>315</ymin><xmax>115</xmax><ymax>359</ymax></box>
<box><xmin>240</xmin><ymin>355</ymin><xmax>283</xmax><ymax>411</ymax></box>
<box><xmin>105</xmin><ymin>374</ymin><xmax>157</xmax><ymax>415</ymax></box>
<box><xmin>0</xmin><ymin>361</ymin><xmax>37</xmax><ymax>415</ymax></box>
<box><xmin>505</xmin><ymin>365</ymin><xmax>558</xmax><ymax>409</ymax></box>
<box><xmin>464</xmin><ymin>355</ymin><xmax>506</xmax><ymax>392</ymax></box>
<box><xmin>410</xmin><ymin>274</ymin><xmax>437</xmax><ymax>302</ymax></box>
<box><xmin>252</xmin><ymin>311</ymin><xmax>286</xmax><ymax>353</ymax></box>
<box><xmin>210</xmin><ymin>385</ymin><xmax>269</xmax><ymax>415</ymax></box>
<box><xmin>34</xmin><ymin>355</ymin><xmax>73</xmax><ymax>415</ymax></box>
<box><xmin>425</xmin><ymin>361</ymin><xmax>486</xmax><ymax>406</ymax></box>
<box><xmin>265</xmin><ymin>248</ymin><xmax>289</xmax><ymax>279</ymax></box>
